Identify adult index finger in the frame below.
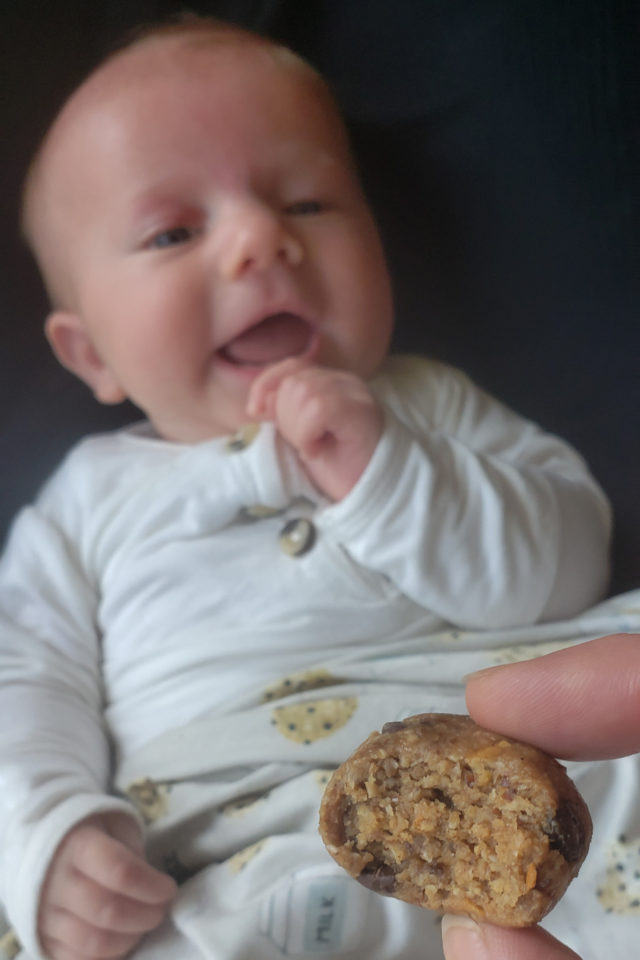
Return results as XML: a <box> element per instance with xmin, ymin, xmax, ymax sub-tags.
<box><xmin>465</xmin><ymin>634</ymin><xmax>640</xmax><ymax>760</ymax></box>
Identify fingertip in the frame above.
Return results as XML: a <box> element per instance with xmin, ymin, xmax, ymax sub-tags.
<box><xmin>160</xmin><ymin>876</ymin><xmax>179</xmax><ymax>904</ymax></box>
<box><xmin>246</xmin><ymin>375</ymin><xmax>277</xmax><ymax>423</ymax></box>
<box><xmin>464</xmin><ymin>662</ymin><xmax>521</xmax><ymax>722</ymax></box>
<box><xmin>464</xmin><ymin>634</ymin><xmax>640</xmax><ymax>760</ymax></box>
<box><xmin>145</xmin><ymin>865</ymin><xmax>179</xmax><ymax>903</ymax></box>
<box><xmin>244</xmin><ymin>384</ymin><xmax>261</xmax><ymax>420</ymax></box>
<box><xmin>441</xmin><ymin>915</ymin><xmax>488</xmax><ymax>960</ymax></box>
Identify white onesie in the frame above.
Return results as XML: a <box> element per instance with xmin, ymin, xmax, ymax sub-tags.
<box><xmin>0</xmin><ymin>355</ymin><xmax>618</xmax><ymax>959</ymax></box>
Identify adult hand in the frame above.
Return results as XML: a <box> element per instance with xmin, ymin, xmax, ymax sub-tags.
<box><xmin>442</xmin><ymin>633</ymin><xmax>640</xmax><ymax>960</ymax></box>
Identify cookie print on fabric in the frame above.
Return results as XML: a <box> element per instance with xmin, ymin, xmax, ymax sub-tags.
<box><xmin>262</xmin><ymin>668</ymin><xmax>344</xmax><ymax>703</ymax></box>
<box><xmin>597</xmin><ymin>836</ymin><xmax>640</xmax><ymax>914</ymax></box>
<box><xmin>271</xmin><ymin>698</ymin><xmax>358</xmax><ymax>744</ymax></box>
<box><xmin>492</xmin><ymin>640</ymin><xmax>573</xmax><ymax>666</ymax></box>
<box><xmin>222</xmin><ymin>793</ymin><xmax>268</xmax><ymax>818</ymax></box>
<box><xmin>227</xmin><ymin>839</ymin><xmax>268</xmax><ymax>874</ymax></box>
<box><xmin>313</xmin><ymin>769</ymin><xmax>335</xmax><ymax>791</ymax></box>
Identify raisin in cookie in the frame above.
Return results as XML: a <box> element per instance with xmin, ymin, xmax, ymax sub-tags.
<box><xmin>319</xmin><ymin>713</ymin><xmax>591</xmax><ymax>926</ymax></box>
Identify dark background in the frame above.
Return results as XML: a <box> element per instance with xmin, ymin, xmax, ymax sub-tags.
<box><xmin>1</xmin><ymin>1</ymin><xmax>638</xmax><ymax>593</ymax></box>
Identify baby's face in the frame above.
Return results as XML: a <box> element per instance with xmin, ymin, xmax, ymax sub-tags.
<box><xmin>38</xmin><ymin>37</ymin><xmax>393</xmax><ymax>442</ymax></box>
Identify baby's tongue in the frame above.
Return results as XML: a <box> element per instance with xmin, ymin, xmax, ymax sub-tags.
<box><xmin>222</xmin><ymin>313</ymin><xmax>310</xmax><ymax>366</ymax></box>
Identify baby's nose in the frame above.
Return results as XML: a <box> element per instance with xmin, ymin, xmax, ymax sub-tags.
<box><xmin>219</xmin><ymin>203</ymin><xmax>304</xmax><ymax>279</ymax></box>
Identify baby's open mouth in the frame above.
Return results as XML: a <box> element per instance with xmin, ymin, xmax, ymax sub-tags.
<box><xmin>219</xmin><ymin>312</ymin><xmax>314</xmax><ymax>367</ymax></box>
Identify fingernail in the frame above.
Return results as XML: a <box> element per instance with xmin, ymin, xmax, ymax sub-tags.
<box><xmin>441</xmin><ymin>914</ymin><xmax>488</xmax><ymax>960</ymax></box>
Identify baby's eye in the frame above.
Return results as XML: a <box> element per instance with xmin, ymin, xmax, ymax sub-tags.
<box><xmin>285</xmin><ymin>199</ymin><xmax>325</xmax><ymax>216</ymax></box>
<box><xmin>148</xmin><ymin>226</ymin><xmax>196</xmax><ymax>249</ymax></box>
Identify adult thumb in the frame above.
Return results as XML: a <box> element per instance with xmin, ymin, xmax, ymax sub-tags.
<box><xmin>441</xmin><ymin>915</ymin><xmax>582</xmax><ymax>960</ymax></box>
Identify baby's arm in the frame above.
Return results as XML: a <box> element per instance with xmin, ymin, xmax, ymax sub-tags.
<box><xmin>284</xmin><ymin>356</ymin><xmax>610</xmax><ymax>629</ymax></box>
<box><xmin>0</xmin><ymin>498</ymin><xmax>170</xmax><ymax>958</ymax></box>
<box><xmin>38</xmin><ymin>813</ymin><xmax>175</xmax><ymax>960</ymax></box>
<box><xmin>247</xmin><ymin>358</ymin><xmax>383</xmax><ymax>501</ymax></box>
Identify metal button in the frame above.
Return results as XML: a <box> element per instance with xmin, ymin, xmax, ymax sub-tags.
<box><xmin>225</xmin><ymin>423</ymin><xmax>260</xmax><ymax>453</ymax></box>
<box><xmin>278</xmin><ymin>517</ymin><xmax>316</xmax><ymax>557</ymax></box>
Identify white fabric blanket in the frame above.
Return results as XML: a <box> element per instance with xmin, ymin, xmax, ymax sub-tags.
<box><xmin>4</xmin><ymin>590</ymin><xmax>640</xmax><ymax>960</ymax></box>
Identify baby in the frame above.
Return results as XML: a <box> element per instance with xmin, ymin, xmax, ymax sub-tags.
<box><xmin>1</xmin><ymin>16</ymin><xmax>613</xmax><ymax>960</ymax></box>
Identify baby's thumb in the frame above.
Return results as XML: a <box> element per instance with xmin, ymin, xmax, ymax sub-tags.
<box><xmin>441</xmin><ymin>915</ymin><xmax>582</xmax><ymax>960</ymax></box>
<box><xmin>102</xmin><ymin>811</ymin><xmax>145</xmax><ymax>857</ymax></box>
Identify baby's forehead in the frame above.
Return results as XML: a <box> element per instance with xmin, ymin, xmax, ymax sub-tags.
<box><xmin>46</xmin><ymin>32</ymin><xmax>335</xmax><ymax>167</ymax></box>
<box><xmin>76</xmin><ymin>30</ymin><xmax>321</xmax><ymax>115</ymax></box>
<box><xmin>28</xmin><ymin>33</ymin><xmax>326</xmax><ymax>208</ymax></box>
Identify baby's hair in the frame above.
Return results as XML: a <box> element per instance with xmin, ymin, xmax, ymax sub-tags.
<box><xmin>107</xmin><ymin>12</ymin><xmax>326</xmax><ymax>95</ymax></box>
<box><xmin>108</xmin><ymin>10</ymin><xmax>277</xmax><ymax>55</ymax></box>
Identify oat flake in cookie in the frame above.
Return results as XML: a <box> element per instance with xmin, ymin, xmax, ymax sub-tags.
<box><xmin>318</xmin><ymin>714</ymin><xmax>592</xmax><ymax>926</ymax></box>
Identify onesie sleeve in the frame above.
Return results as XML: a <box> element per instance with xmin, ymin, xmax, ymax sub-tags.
<box><xmin>0</xmin><ymin>500</ymin><xmax>141</xmax><ymax>958</ymax></box>
<box><xmin>316</xmin><ymin>356</ymin><xmax>611</xmax><ymax>628</ymax></box>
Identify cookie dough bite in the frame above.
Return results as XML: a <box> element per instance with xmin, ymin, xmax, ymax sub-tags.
<box><xmin>319</xmin><ymin>713</ymin><xmax>592</xmax><ymax>926</ymax></box>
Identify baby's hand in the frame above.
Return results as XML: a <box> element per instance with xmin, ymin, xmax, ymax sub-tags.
<box><xmin>38</xmin><ymin>812</ymin><xmax>176</xmax><ymax>960</ymax></box>
<box><xmin>247</xmin><ymin>359</ymin><xmax>383</xmax><ymax>500</ymax></box>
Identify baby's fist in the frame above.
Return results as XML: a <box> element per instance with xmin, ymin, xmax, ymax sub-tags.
<box><xmin>38</xmin><ymin>812</ymin><xmax>176</xmax><ymax>960</ymax></box>
<box><xmin>247</xmin><ymin>359</ymin><xmax>383</xmax><ymax>500</ymax></box>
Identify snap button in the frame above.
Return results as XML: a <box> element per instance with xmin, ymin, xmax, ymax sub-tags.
<box><xmin>278</xmin><ymin>517</ymin><xmax>316</xmax><ymax>557</ymax></box>
<box><xmin>225</xmin><ymin>423</ymin><xmax>260</xmax><ymax>453</ymax></box>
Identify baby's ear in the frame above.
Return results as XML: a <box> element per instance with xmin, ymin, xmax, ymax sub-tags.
<box><xmin>45</xmin><ymin>310</ymin><xmax>126</xmax><ymax>404</ymax></box>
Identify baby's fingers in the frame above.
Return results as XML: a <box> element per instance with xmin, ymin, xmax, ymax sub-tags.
<box><xmin>38</xmin><ymin>942</ymin><xmax>96</xmax><ymax>960</ymax></box>
<box><xmin>246</xmin><ymin>357</ymin><xmax>311</xmax><ymax>420</ymax></box>
<box><xmin>442</xmin><ymin>916</ymin><xmax>581</xmax><ymax>960</ymax></box>
<box><xmin>67</xmin><ymin>828</ymin><xmax>176</xmax><ymax>904</ymax></box>
<box><xmin>41</xmin><ymin>910</ymin><xmax>140</xmax><ymax>959</ymax></box>
<box><xmin>47</xmin><ymin>868</ymin><xmax>169</xmax><ymax>934</ymax></box>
